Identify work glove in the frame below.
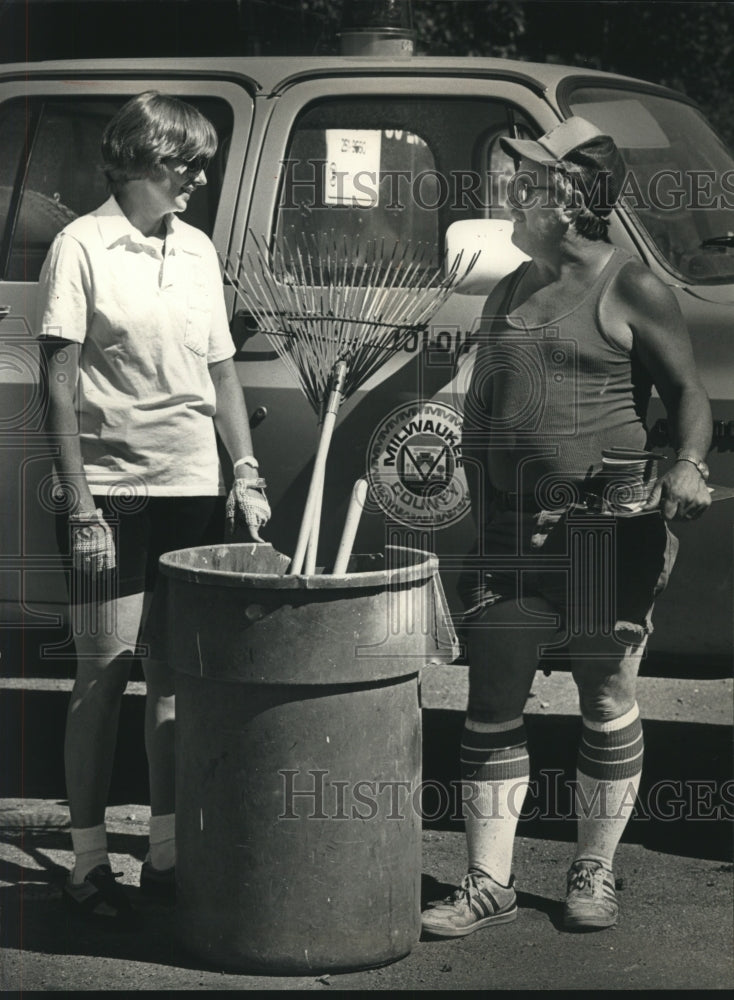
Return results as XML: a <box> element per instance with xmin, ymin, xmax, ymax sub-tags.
<box><xmin>225</xmin><ymin>476</ymin><xmax>271</xmax><ymax>541</ymax></box>
<box><xmin>69</xmin><ymin>509</ymin><xmax>116</xmax><ymax>573</ymax></box>
<box><xmin>530</xmin><ymin>508</ymin><xmax>565</xmax><ymax>549</ymax></box>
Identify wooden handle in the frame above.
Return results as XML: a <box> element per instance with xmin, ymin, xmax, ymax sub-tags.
<box><xmin>304</xmin><ymin>471</ymin><xmax>324</xmax><ymax>576</ymax></box>
<box><xmin>332</xmin><ymin>478</ymin><xmax>368</xmax><ymax>575</ymax></box>
<box><xmin>289</xmin><ymin>361</ymin><xmax>347</xmax><ymax>575</ymax></box>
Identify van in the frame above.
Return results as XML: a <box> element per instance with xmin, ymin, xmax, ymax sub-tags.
<box><xmin>1</xmin><ymin>11</ymin><xmax>732</xmax><ymax>675</ymax></box>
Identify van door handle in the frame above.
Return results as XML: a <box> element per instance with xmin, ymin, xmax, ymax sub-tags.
<box><xmin>233</xmin><ymin>308</ymin><xmax>261</xmax><ymax>345</ymax></box>
<box><xmin>232</xmin><ymin>309</ymin><xmax>280</xmax><ymax>362</ymax></box>
<box><xmin>249</xmin><ymin>406</ymin><xmax>268</xmax><ymax>429</ymax></box>
<box><xmin>0</xmin><ymin>306</ymin><xmax>10</xmax><ymax>321</ymax></box>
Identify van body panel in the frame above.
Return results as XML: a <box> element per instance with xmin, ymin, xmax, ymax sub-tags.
<box><xmin>1</xmin><ymin>55</ymin><xmax>731</xmax><ymax>673</ymax></box>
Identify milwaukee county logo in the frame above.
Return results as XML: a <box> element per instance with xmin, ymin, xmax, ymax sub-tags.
<box><xmin>367</xmin><ymin>401</ymin><xmax>470</xmax><ymax>528</ymax></box>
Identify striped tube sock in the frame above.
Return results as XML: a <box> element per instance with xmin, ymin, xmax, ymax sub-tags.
<box><xmin>575</xmin><ymin>703</ymin><xmax>644</xmax><ymax>869</ymax></box>
<box><xmin>460</xmin><ymin>716</ymin><xmax>530</xmax><ymax>885</ymax></box>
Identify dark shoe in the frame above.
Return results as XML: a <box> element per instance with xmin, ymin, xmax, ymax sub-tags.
<box><xmin>563</xmin><ymin>859</ymin><xmax>618</xmax><ymax>931</ymax></box>
<box><xmin>140</xmin><ymin>860</ymin><xmax>176</xmax><ymax>902</ymax></box>
<box><xmin>421</xmin><ymin>871</ymin><xmax>517</xmax><ymax>938</ymax></box>
<box><xmin>62</xmin><ymin>864</ymin><xmax>137</xmax><ymax>929</ymax></box>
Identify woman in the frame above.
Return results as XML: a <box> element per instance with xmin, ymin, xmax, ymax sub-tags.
<box><xmin>38</xmin><ymin>91</ymin><xmax>269</xmax><ymax>926</ymax></box>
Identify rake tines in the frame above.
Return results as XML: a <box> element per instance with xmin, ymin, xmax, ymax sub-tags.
<box><xmin>221</xmin><ymin>231</ymin><xmax>479</xmax><ymax>573</ymax></box>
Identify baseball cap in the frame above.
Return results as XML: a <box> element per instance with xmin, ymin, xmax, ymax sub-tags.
<box><xmin>500</xmin><ymin>116</ymin><xmax>625</xmax><ymax>217</ymax></box>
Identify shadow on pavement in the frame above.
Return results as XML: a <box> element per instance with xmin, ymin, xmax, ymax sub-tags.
<box><xmin>0</xmin><ymin>840</ymin><xmax>209</xmax><ymax>972</ymax></box>
<box><xmin>0</xmin><ymin>844</ymin><xmax>567</xmax><ymax>970</ymax></box>
<box><xmin>3</xmin><ymin>698</ymin><xmax>732</xmax><ymax>862</ymax></box>
<box><xmin>2</xmin><ymin>688</ymin><xmax>148</xmax><ymax>803</ymax></box>
<box><xmin>1</xmin><ymin>706</ymin><xmax>731</xmax><ymax>979</ymax></box>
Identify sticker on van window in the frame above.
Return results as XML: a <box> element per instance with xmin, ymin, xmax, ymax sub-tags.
<box><xmin>325</xmin><ymin>129</ymin><xmax>381</xmax><ymax>207</ymax></box>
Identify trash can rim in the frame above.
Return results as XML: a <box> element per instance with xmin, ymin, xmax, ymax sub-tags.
<box><xmin>159</xmin><ymin>544</ymin><xmax>440</xmax><ymax>590</ymax></box>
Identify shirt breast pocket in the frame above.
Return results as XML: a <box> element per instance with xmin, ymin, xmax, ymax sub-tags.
<box><xmin>183</xmin><ymin>290</ymin><xmax>212</xmax><ymax>357</ymax></box>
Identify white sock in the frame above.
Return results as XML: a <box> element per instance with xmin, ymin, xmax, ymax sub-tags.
<box><xmin>575</xmin><ymin>703</ymin><xmax>644</xmax><ymax>869</ymax></box>
<box><xmin>70</xmin><ymin>824</ymin><xmax>108</xmax><ymax>884</ymax></box>
<box><xmin>148</xmin><ymin>812</ymin><xmax>175</xmax><ymax>870</ymax></box>
<box><xmin>461</xmin><ymin>716</ymin><xmax>530</xmax><ymax>886</ymax></box>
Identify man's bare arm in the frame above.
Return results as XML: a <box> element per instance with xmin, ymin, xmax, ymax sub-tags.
<box><xmin>612</xmin><ymin>262</ymin><xmax>712</xmax><ymax>520</ymax></box>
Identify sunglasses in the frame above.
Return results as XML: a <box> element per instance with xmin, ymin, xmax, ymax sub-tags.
<box><xmin>163</xmin><ymin>156</ymin><xmax>210</xmax><ymax>177</ymax></box>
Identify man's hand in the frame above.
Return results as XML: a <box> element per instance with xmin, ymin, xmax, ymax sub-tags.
<box><xmin>643</xmin><ymin>461</ymin><xmax>712</xmax><ymax>521</ymax></box>
<box><xmin>225</xmin><ymin>474</ymin><xmax>271</xmax><ymax>541</ymax></box>
<box><xmin>70</xmin><ymin>510</ymin><xmax>116</xmax><ymax>573</ymax></box>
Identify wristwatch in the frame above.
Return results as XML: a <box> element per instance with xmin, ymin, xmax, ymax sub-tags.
<box><xmin>675</xmin><ymin>452</ymin><xmax>710</xmax><ymax>481</ymax></box>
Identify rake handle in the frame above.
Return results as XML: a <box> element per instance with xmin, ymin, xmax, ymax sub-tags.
<box><xmin>288</xmin><ymin>361</ymin><xmax>347</xmax><ymax>576</ymax></box>
<box><xmin>304</xmin><ymin>471</ymin><xmax>324</xmax><ymax>576</ymax></box>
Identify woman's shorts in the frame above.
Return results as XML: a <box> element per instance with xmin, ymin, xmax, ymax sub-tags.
<box><xmin>56</xmin><ymin>495</ymin><xmax>225</xmax><ymax>657</ymax></box>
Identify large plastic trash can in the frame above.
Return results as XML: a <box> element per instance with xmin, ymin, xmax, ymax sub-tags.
<box><xmin>159</xmin><ymin>543</ymin><xmax>456</xmax><ymax>974</ymax></box>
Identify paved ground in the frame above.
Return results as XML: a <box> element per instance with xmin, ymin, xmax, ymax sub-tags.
<box><xmin>1</xmin><ymin>668</ymin><xmax>732</xmax><ymax>992</ymax></box>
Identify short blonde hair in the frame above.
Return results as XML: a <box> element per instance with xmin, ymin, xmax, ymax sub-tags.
<box><xmin>101</xmin><ymin>91</ymin><xmax>217</xmax><ymax>193</ymax></box>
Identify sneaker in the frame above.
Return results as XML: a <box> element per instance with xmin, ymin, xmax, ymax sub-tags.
<box><xmin>140</xmin><ymin>861</ymin><xmax>176</xmax><ymax>902</ymax></box>
<box><xmin>421</xmin><ymin>871</ymin><xmax>517</xmax><ymax>938</ymax></box>
<box><xmin>563</xmin><ymin>859</ymin><xmax>618</xmax><ymax>931</ymax></box>
<box><xmin>62</xmin><ymin>864</ymin><xmax>137</xmax><ymax>929</ymax></box>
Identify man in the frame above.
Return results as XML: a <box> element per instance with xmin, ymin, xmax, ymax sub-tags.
<box><xmin>422</xmin><ymin>117</ymin><xmax>712</xmax><ymax>936</ymax></box>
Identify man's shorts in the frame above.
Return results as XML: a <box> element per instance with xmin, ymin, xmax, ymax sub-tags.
<box><xmin>458</xmin><ymin>502</ymin><xmax>679</xmax><ymax>645</ymax></box>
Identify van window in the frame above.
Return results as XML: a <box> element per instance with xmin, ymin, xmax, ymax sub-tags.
<box><xmin>273</xmin><ymin>97</ymin><xmax>534</xmax><ymax>279</ymax></box>
<box><xmin>0</xmin><ymin>96</ymin><xmax>233</xmax><ymax>282</ymax></box>
<box><xmin>568</xmin><ymin>87</ymin><xmax>734</xmax><ymax>284</ymax></box>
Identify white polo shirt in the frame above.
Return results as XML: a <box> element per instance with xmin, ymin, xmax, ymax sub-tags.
<box><xmin>37</xmin><ymin>196</ymin><xmax>236</xmax><ymax>496</ymax></box>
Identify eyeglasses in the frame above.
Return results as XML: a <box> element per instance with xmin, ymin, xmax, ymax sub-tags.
<box><xmin>508</xmin><ymin>174</ymin><xmax>555</xmax><ymax>208</ymax></box>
